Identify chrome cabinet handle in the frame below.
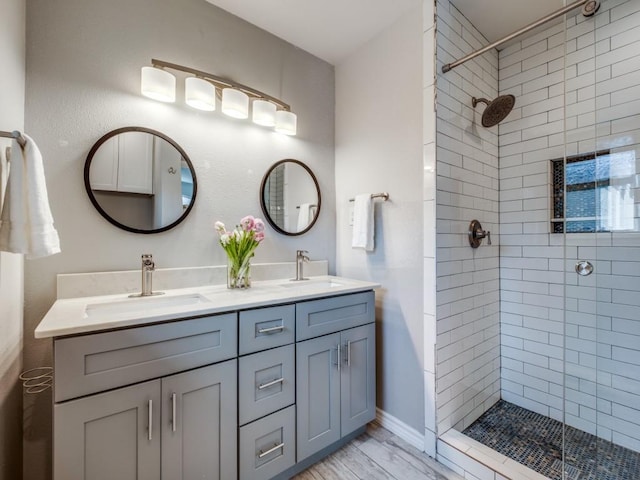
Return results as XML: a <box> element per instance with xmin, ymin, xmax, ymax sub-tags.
<box><xmin>258</xmin><ymin>442</ymin><xmax>285</xmax><ymax>459</ymax></box>
<box><xmin>148</xmin><ymin>399</ymin><xmax>153</xmax><ymax>441</ymax></box>
<box><xmin>258</xmin><ymin>325</ymin><xmax>284</xmax><ymax>334</ymax></box>
<box><xmin>337</xmin><ymin>343</ymin><xmax>341</xmax><ymax>371</ymax></box>
<box><xmin>171</xmin><ymin>393</ymin><xmax>177</xmax><ymax>433</ymax></box>
<box><xmin>258</xmin><ymin>377</ymin><xmax>285</xmax><ymax>390</ymax></box>
<box><xmin>346</xmin><ymin>341</ymin><xmax>352</xmax><ymax>367</ymax></box>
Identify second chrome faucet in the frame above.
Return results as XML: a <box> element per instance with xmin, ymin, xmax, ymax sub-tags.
<box><xmin>294</xmin><ymin>250</ymin><xmax>310</xmax><ymax>281</ymax></box>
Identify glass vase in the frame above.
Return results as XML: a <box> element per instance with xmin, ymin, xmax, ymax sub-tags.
<box><xmin>227</xmin><ymin>256</ymin><xmax>251</xmax><ymax>289</ymax></box>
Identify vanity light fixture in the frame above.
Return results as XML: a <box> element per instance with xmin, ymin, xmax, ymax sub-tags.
<box><xmin>141</xmin><ymin>59</ymin><xmax>297</xmax><ymax>135</ymax></box>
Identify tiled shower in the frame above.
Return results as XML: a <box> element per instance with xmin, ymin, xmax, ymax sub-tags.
<box><xmin>433</xmin><ymin>0</ymin><xmax>640</xmax><ymax>478</ymax></box>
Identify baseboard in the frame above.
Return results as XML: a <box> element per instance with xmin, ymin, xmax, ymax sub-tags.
<box><xmin>375</xmin><ymin>407</ymin><xmax>425</xmax><ymax>451</ymax></box>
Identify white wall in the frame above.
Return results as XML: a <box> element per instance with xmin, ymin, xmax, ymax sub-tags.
<box><xmin>434</xmin><ymin>0</ymin><xmax>501</xmax><ymax>435</ymax></box>
<box><xmin>499</xmin><ymin>0</ymin><xmax>640</xmax><ymax>452</ymax></box>
<box><xmin>23</xmin><ymin>0</ymin><xmax>335</xmax><ymax>478</ymax></box>
<box><xmin>335</xmin><ymin>7</ymin><xmax>424</xmax><ymax>434</ymax></box>
<box><xmin>0</xmin><ymin>0</ymin><xmax>25</xmax><ymax>477</ymax></box>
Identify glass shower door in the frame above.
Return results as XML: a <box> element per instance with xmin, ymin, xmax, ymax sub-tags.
<box><xmin>562</xmin><ymin>1</ymin><xmax>640</xmax><ymax>478</ymax></box>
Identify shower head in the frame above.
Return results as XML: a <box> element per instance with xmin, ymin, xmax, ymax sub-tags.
<box><xmin>472</xmin><ymin>95</ymin><xmax>516</xmax><ymax>127</ymax></box>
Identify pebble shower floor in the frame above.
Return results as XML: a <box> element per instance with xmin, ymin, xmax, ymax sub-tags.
<box><xmin>463</xmin><ymin>400</ymin><xmax>640</xmax><ymax>480</ymax></box>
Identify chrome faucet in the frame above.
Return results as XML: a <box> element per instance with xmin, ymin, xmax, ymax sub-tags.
<box><xmin>294</xmin><ymin>250</ymin><xmax>310</xmax><ymax>281</ymax></box>
<box><xmin>130</xmin><ymin>254</ymin><xmax>163</xmax><ymax>297</ymax></box>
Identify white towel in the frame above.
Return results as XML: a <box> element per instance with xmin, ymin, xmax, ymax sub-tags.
<box><xmin>0</xmin><ymin>134</ymin><xmax>61</xmax><ymax>258</ymax></box>
<box><xmin>352</xmin><ymin>194</ymin><xmax>374</xmax><ymax>251</ymax></box>
<box><xmin>297</xmin><ymin>203</ymin><xmax>311</xmax><ymax>231</ymax></box>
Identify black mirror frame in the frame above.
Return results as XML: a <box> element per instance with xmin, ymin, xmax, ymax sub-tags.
<box><xmin>84</xmin><ymin>126</ymin><xmax>197</xmax><ymax>234</ymax></box>
<box><xmin>259</xmin><ymin>159</ymin><xmax>321</xmax><ymax>236</ymax></box>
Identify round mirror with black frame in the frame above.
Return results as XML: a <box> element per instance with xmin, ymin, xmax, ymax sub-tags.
<box><xmin>84</xmin><ymin>127</ymin><xmax>197</xmax><ymax>234</ymax></box>
<box><xmin>260</xmin><ymin>159</ymin><xmax>321</xmax><ymax>236</ymax></box>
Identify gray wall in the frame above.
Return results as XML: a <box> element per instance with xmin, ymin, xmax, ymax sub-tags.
<box><xmin>335</xmin><ymin>8</ymin><xmax>424</xmax><ymax>434</ymax></box>
<box><xmin>24</xmin><ymin>0</ymin><xmax>335</xmax><ymax>478</ymax></box>
<box><xmin>435</xmin><ymin>0</ymin><xmax>501</xmax><ymax>434</ymax></box>
<box><xmin>0</xmin><ymin>0</ymin><xmax>25</xmax><ymax>477</ymax></box>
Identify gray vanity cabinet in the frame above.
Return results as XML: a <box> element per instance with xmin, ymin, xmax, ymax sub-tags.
<box><xmin>51</xmin><ymin>289</ymin><xmax>376</xmax><ymax>480</ymax></box>
<box><xmin>296</xmin><ymin>292</ymin><xmax>376</xmax><ymax>462</ymax></box>
<box><xmin>54</xmin><ymin>361</ymin><xmax>237</xmax><ymax>480</ymax></box>
<box><xmin>53</xmin><ymin>313</ymin><xmax>238</xmax><ymax>480</ymax></box>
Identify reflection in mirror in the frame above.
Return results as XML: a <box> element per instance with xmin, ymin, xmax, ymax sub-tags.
<box><xmin>84</xmin><ymin>127</ymin><xmax>197</xmax><ymax>234</ymax></box>
<box><xmin>260</xmin><ymin>159</ymin><xmax>321</xmax><ymax>236</ymax></box>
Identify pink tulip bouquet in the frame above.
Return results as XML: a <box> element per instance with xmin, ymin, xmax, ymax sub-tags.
<box><xmin>215</xmin><ymin>215</ymin><xmax>265</xmax><ymax>288</ymax></box>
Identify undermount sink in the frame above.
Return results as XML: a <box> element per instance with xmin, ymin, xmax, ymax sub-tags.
<box><xmin>84</xmin><ymin>293</ymin><xmax>211</xmax><ymax>318</ymax></box>
<box><xmin>280</xmin><ymin>279</ymin><xmax>343</xmax><ymax>289</ymax></box>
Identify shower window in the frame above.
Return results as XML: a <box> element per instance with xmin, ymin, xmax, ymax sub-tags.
<box><xmin>550</xmin><ymin>149</ymin><xmax>636</xmax><ymax>233</ymax></box>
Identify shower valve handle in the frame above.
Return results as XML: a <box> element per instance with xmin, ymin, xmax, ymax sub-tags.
<box><xmin>469</xmin><ymin>220</ymin><xmax>491</xmax><ymax>248</ymax></box>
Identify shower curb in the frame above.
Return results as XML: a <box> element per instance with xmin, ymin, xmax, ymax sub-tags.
<box><xmin>438</xmin><ymin>429</ymin><xmax>550</xmax><ymax>480</ymax></box>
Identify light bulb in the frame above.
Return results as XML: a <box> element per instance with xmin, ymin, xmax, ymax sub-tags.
<box><xmin>252</xmin><ymin>100</ymin><xmax>277</xmax><ymax>127</ymax></box>
<box><xmin>275</xmin><ymin>110</ymin><xmax>297</xmax><ymax>135</ymax></box>
<box><xmin>141</xmin><ymin>67</ymin><xmax>176</xmax><ymax>103</ymax></box>
<box><xmin>221</xmin><ymin>88</ymin><xmax>249</xmax><ymax>119</ymax></box>
<box><xmin>185</xmin><ymin>77</ymin><xmax>216</xmax><ymax>111</ymax></box>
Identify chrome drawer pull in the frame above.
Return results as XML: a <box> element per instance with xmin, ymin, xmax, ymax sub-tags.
<box><xmin>258</xmin><ymin>442</ymin><xmax>285</xmax><ymax>459</ymax></box>
<box><xmin>258</xmin><ymin>377</ymin><xmax>285</xmax><ymax>390</ymax></box>
<box><xmin>257</xmin><ymin>325</ymin><xmax>284</xmax><ymax>334</ymax></box>
<box><xmin>148</xmin><ymin>399</ymin><xmax>153</xmax><ymax>441</ymax></box>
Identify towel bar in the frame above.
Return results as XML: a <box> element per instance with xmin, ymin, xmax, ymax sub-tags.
<box><xmin>348</xmin><ymin>192</ymin><xmax>390</xmax><ymax>202</ymax></box>
<box><xmin>0</xmin><ymin>130</ymin><xmax>26</xmax><ymax>148</ymax></box>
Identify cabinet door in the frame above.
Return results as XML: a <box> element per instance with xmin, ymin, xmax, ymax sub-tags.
<box><xmin>296</xmin><ymin>333</ymin><xmax>341</xmax><ymax>461</ymax></box>
<box><xmin>54</xmin><ymin>380</ymin><xmax>161</xmax><ymax>480</ymax></box>
<box><xmin>341</xmin><ymin>323</ymin><xmax>376</xmax><ymax>436</ymax></box>
<box><xmin>161</xmin><ymin>359</ymin><xmax>237</xmax><ymax>480</ymax></box>
<box><xmin>117</xmin><ymin>131</ymin><xmax>153</xmax><ymax>194</ymax></box>
<box><xmin>88</xmin><ymin>135</ymin><xmax>119</xmax><ymax>191</ymax></box>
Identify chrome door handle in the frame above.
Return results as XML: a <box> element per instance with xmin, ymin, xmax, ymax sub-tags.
<box><xmin>171</xmin><ymin>393</ymin><xmax>177</xmax><ymax>433</ymax></box>
<box><xmin>346</xmin><ymin>341</ymin><xmax>351</xmax><ymax>367</ymax></box>
<box><xmin>148</xmin><ymin>399</ymin><xmax>153</xmax><ymax>441</ymax></box>
<box><xmin>336</xmin><ymin>344</ymin><xmax>341</xmax><ymax>371</ymax></box>
<box><xmin>257</xmin><ymin>325</ymin><xmax>284</xmax><ymax>334</ymax></box>
<box><xmin>258</xmin><ymin>442</ymin><xmax>285</xmax><ymax>459</ymax></box>
<box><xmin>258</xmin><ymin>377</ymin><xmax>285</xmax><ymax>390</ymax></box>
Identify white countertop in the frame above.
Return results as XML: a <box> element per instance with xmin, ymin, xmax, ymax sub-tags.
<box><xmin>35</xmin><ymin>275</ymin><xmax>380</xmax><ymax>339</ymax></box>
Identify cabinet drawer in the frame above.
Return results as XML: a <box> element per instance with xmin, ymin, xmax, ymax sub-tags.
<box><xmin>54</xmin><ymin>313</ymin><xmax>237</xmax><ymax>402</ymax></box>
<box><xmin>239</xmin><ymin>405</ymin><xmax>295</xmax><ymax>480</ymax></box>
<box><xmin>239</xmin><ymin>305</ymin><xmax>295</xmax><ymax>355</ymax></box>
<box><xmin>296</xmin><ymin>291</ymin><xmax>375</xmax><ymax>341</ymax></box>
<box><xmin>239</xmin><ymin>345</ymin><xmax>295</xmax><ymax>426</ymax></box>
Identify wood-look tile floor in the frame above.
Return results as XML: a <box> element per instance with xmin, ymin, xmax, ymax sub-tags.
<box><xmin>292</xmin><ymin>422</ymin><xmax>465</xmax><ymax>480</ymax></box>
